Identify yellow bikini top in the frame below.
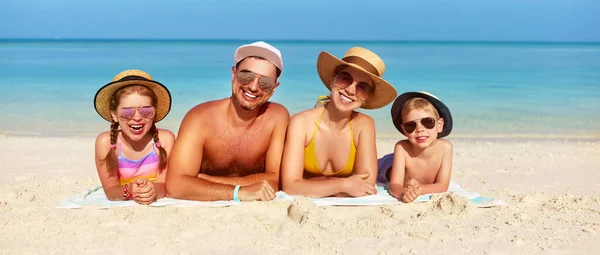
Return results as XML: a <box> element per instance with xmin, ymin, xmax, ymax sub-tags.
<box><xmin>304</xmin><ymin>103</ymin><xmax>356</xmax><ymax>177</ymax></box>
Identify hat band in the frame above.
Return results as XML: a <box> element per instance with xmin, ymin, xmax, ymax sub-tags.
<box><xmin>114</xmin><ymin>75</ymin><xmax>152</xmax><ymax>82</ymax></box>
<box><xmin>341</xmin><ymin>56</ymin><xmax>380</xmax><ymax>76</ymax></box>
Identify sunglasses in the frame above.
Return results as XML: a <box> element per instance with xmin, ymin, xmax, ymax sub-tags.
<box><xmin>334</xmin><ymin>71</ymin><xmax>375</xmax><ymax>99</ymax></box>
<box><xmin>402</xmin><ymin>117</ymin><xmax>437</xmax><ymax>134</ymax></box>
<box><xmin>236</xmin><ymin>70</ymin><xmax>277</xmax><ymax>93</ymax></box>
<box><xmin>119</xmin><ymin>106</ymin><xmax>155</xmax><ymax>121</ymax></box>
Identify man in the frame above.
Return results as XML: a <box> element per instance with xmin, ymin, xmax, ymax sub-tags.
<box><xmin>166</xmin><ymin>41</ymin><xmax>290</xmax><ymax>201</ymax></box>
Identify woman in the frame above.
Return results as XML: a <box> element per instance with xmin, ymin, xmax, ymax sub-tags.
<box><xmin>281</xmin><ymin>47</ymin><xmax>398</xmax><ymax>197</ymax></box>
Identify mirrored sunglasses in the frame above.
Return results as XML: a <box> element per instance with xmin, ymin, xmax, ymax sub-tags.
<box><xmin>334</xmin><ymin>71</ymin><xmax>374</xmax><ymax>99</ymax></box>
<box><xmin>236</xmin><ymin>70</ymin><xmax>276</xmax><ymax>92</ymax></box>
<box><xmin>402</xmin><ymin>117</ymin><xmax>437</xmax><ymax>134</ymax></box>
<box><xmin>119</xmin><ymin>106</ymin><xmax>155</xmax><ymax>121</ymax></box>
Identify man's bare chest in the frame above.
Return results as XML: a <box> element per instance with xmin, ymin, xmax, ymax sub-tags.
<box><xmin>201</xmin><ymin>126</ymin><xmax>271</xmax><ymax>176</ymax></box>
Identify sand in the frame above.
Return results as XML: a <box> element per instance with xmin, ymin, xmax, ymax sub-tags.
<box><xmin>1</xmin><ymin>136</ymin><xmax>599</xmax><ymax>254</ymax></box>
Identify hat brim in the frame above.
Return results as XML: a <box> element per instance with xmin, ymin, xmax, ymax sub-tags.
<box><xmin>94</xmin><ymin>77</ymin><xmax>172</xmax><ymax>123</ymax></box>
<box><xmin>317</xmin><ymin>51</ymin><xmax>397</xmax><ymax>110</ymax></box>
<box><xmin>390</xmin><ymin>92</ymin><xmax>453</xmax><ymax>138</ymax></box>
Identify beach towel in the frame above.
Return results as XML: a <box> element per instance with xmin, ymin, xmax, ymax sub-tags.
<box><xmin>277</xmin><ymin>181</ymin><xmax>506</xmax><ymax>208</ymax></box>
<box><xmin>58</xmin><ymin>182</ymin><xmax>505</xmax><ymax>209</ymax></box>
<box><xmin>56</xmin><ymin>186</ymin><xmax>240</xmax><ymax>209</ymax></box>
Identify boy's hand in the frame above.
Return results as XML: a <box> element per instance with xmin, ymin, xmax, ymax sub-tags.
<box><xmin>407</xmin><ymin>179</ymin><xmax>420</xmax><ymax>188</ymax></box>
<box><xmin>343</xmin><ymin>173</ymin><xmax>376</xmax><ymax>197</ymax></box>
<box><xmin>132</xmin><ymin>178</ymin><xmax>156</xmax><ymax>205</ymax></box>
<box><xmin>402</xmin><ymin>179</ymin><xmax>421</xmax><ymax>203</ymax></box>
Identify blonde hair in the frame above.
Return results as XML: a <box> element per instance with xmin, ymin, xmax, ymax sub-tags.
<box><xmin>103</xmin><ymin>85</ymin><xmax>168</xmax><ymax>175</ymax></box>
<box><xmin>401</xmin><ymin>97</ymin><xmax>440</xmax><ymax>121</ymax></box>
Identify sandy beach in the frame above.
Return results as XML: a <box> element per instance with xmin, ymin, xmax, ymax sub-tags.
<box><xmin>1</xmin><ymin>135</ymin><xmax>599</xmax><ymax>254</ymax></box>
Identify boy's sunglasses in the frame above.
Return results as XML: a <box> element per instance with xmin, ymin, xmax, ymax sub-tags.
<box><xmin>402</xmin><ymin>117</ymin><xmax>437</xmax><ymax>134</ymax></box>
<box><xmin>236</xmin><ymin>70</ymin><xmax>276</xmax><ymax>92</ymax></box>
<box><xmin>119</xmin><ymin>106</ymin><xmax>155</xmax><ymax>121</ymax></box>
<box><xmin>334</xmin><ymin>71</ymin><xmax>374</xmax><ymax>99</ymax></box>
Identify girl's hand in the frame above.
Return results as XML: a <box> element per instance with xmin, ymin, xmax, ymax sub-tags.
<box><xmin>131</xmin><ymin>178</ymin><xmax>156</xmax><ymax>205</ymax></box>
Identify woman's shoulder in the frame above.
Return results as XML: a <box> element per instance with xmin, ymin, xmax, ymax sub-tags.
<box><xmin>290</xmin><ymin>107</ymin><xmax>321</xmax><ymax>121</ymax></box>
<box><xmin>288</xmin><ymin>107</ymin><xmax>322</xmax><ymax>132</ymax></box>
<box><xmin>351</xmin><ymin>111</ymin><xmax>375</xmax><ymax>127</ymax></box>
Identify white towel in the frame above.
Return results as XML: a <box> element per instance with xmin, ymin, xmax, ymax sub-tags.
<box><xmin>277</xmin><ymin>181</ymin><xmax>507</xmax><ymax>208</ymax></box>
<box><xmin>56</xmin><ymin>186</ymin><xmax>240</xmax><ymax>209</ymax></box>
<box><xmin>57</xmin><ymin>182</ymin><xmax>506</xmax><ymax>209</ymax></box>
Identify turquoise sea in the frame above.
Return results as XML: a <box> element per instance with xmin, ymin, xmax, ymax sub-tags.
<box><xmin>0</xmin><ymin>40</ymin><xmax>599</xmax><ymax>138</ymax></box>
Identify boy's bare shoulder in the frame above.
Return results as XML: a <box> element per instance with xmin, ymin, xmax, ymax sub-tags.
<box><xmin>396</xmin><ymin>139</ymin><xmax>411</xmax><ymax>146</ymax></box>
<box><xmin>395</xmin><ymin>139</ymin><xmax>412</xmax><ymax>151</ymax></box>
<box><xmin>436</xmin><ymin>139</ymin><xmax>453</xmax><ymax>151</ymax></box>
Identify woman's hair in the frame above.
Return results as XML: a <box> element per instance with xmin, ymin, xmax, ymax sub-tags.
<box><xmin>400</xmin><ymin>97</ymin><xmax>440</xmax><ymax>121</ymax></box>
<box><xmin>103</xmin><ymin>85</ymin><xmax>168</xmax><ymax>175</ymax></box>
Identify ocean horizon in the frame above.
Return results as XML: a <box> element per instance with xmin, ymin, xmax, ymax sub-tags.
<box><xmin>1</xmin><ymin>39</ymin><xmax>599</xmax><ymax>138</ymax></box>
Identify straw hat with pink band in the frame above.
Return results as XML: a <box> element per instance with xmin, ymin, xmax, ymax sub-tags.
<box><xmin>317</xmin><ymin>47</ymin><xmax>398</xmax><ymax>109</ymax></box>
<box><xmin>94</xmin><ymin>69</ymin><xmax>172</xmax><ymax>123</ymax></box>
<box><xmin>234</xmin><ymin>41</ymin><xmax>283</xmax><ymax>77</ymax></box>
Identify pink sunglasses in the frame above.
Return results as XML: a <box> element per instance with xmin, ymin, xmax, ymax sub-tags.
<box><xmin>119</xmin><ymin>106</ymin><xmax>155</xmax><ymax>121</ymax></box>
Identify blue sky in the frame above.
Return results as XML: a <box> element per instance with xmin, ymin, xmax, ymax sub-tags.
<box><xmin>0</xmin><ymin>0</ymin><xmax>598</xmax><ymax>41</ymax></box>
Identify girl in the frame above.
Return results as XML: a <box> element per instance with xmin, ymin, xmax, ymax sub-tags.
<box><xmin>93</xmin><ymin>70</ymin><xmax>175</xmax><ymax>204</ymax></box>
<box><xmin>281</xmin><ymin>47</ymin><xmax>398</xmax><ymax>197</ymax></box>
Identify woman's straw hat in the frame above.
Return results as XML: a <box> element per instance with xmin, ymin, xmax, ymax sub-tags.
<box><xmin>317</xmin><ymin>47</ymin><xmax>397</xmax><ymax>109</ymax></box>
<box><xmin>94</xmin><ymin>70</ymin><xmax>171</xmax><ymax>123</ymax></box>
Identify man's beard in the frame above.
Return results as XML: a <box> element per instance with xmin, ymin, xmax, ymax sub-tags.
<box><xmin>232</xmin><ymin>93</ymin><xmax>260</xmax><ymax>111</ymax></box>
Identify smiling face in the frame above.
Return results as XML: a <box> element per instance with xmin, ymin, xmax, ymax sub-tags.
<box><xmin>109</xmin><ymin>86</ymin><xmax>157</xmax><ymax>141</ymax></box>
<box><xmin>231</xmin><ymin>57</ymin><xmax>280</xmax><ymax>111</ymax></box>
<box><xmin>329</xmin><ymin>66</ymin><xmax>374</xmax><ymax>111</ymax></box>
<box><xmin>401</xmin><ymin>108</ymin><xmax>445</xmax><ymax>149</ymax></box>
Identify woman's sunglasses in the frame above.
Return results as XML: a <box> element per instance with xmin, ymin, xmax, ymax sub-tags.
<box><xmin>119</xmin><ymin>106</ymin><xmax>155</xmax><ymax>121</ymax></box>
<box><xmin>236</xmin><ymin>70</ymin><xmax>276</xmax><ymax>93</ymax></box>
<box><xmin>334</xmin><ymin>71</ymin><xmax>374</xmax><ymax>99</ymax></box>
<box><xmin>402</xmin><ymin>117</ymin><xmax>437</xmax><ymax>134</ymax></box>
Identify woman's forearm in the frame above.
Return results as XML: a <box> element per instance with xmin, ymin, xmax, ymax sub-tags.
<box><xmin>284</xmin><ymin>178</ymin><xmax>347</xmax><ymax>198</ymax></box>
<box><xmin>153</xmin><ymin>182</ymin><xmax>166</xmax><ymax>199</ymax></box>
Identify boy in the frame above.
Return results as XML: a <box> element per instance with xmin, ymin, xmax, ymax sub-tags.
<box><xmin>377</xmin><ymin>91</ymin><xmax>454</xmax><ymax>203</ymax></box>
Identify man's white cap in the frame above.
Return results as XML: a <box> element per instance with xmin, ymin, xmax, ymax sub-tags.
<box><xmin>234</xmin><ymin>41</ymin><xmax>283</xmax><ymax>77</ymax></box>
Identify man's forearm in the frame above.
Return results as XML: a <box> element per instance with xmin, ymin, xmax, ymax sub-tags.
<box><xmin>153</xmin><ymin>182</ymin><xmax>166</xmax><ymax>200</ymax></box>
<box><xmin>198</xmin><ymin>172</ymin><xmax>279</xmax><ymax>190</ymax></box>
<box><xmin>166</xmin><ymin>175</ymin><xmax>235</xmax><ymax>201</ymax></box>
